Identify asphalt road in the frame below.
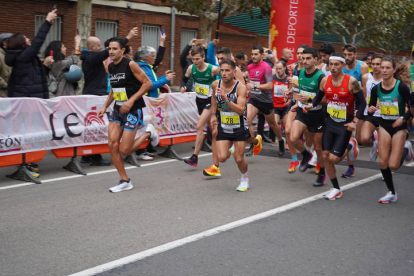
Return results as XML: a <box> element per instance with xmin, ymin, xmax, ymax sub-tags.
<box><xmin>0</xmin><ymin>139</ymin><xmax>413</xmax><ymax>276</ymax></box>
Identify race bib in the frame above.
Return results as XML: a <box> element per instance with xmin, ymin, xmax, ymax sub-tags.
<box><xmin>380</xmin><ymin>101</ymin><xmax>399</xmax><ymax>120</ymax></box>
<box><xmin>292</xmin><ymin>76</ymin><xmax>299</xmax><ymax>93</ymax></box>
<box><xmin>298</xmin><ymin>90</ymin><xmax>315</xmax><ymax>108</ymax></box>
<box><xmin>220</xmin><ymin>111</ymin><xmax>240</xmax><ymax>129</ymax></box>
<box><xmin>195</xmin><ymin>83</ymin><xmax>210</xmax><ymax>98</ymax></box>
<box><xmin>274</xmin><ymin>84</ymin><xmax>286</xmax><ymax>98</ymax></box>
<box><xmin>113</xmin><ymin>87</ymin><xmax>128</xmax><ymax>102</ymax></box>
<box><xmin>250</xmin><ymin>81</ymin><xmax>261</xmax><ymax>95</ymax></box>
<box><xmin>327</xmin><ymin>102</ymin><xmax>346</xmax><ymax>122</ymax></box>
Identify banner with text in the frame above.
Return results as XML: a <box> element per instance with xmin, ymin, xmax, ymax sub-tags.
<box><xmin>0</xmin><ymin>93</ymin><xmax>199</xmax><ymax>156</ymax></box>
<box><xmin>269</xmin><ymin>0</ymin><xmax>315</xmax><ymax>64</ymax></box>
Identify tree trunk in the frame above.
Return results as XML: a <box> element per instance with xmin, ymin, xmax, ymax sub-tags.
<box><xmin>77</xmin><ymin>0</ymin><xmax>92</xmax><ymax>49</ymax></box>
<box><xmin>198</xmin><ymin>15</ymin><xmax>216</xmax><ymax>42</ymax></box>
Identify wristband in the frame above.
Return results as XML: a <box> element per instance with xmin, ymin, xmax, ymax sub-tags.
<box><xmin>222</xmin><ymin>99</ymin><xmax>230</xmax><ymax>104</ymax></box>
<box><xmin>399</xmin><ymin>116</ymin><xmax>405</xmax><ymax>122</ymax></box>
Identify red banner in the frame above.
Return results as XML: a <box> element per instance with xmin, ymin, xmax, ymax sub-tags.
<box><xmin>269</xmin><ymin>0</ymin><xmax>315</xmax><ymax>64</ymax></box>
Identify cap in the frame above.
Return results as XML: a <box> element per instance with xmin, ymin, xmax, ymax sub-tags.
<box><xmin>0</xmin><ymin>33</ymin><xmax>13</xmax><ymax>44</ymax></box>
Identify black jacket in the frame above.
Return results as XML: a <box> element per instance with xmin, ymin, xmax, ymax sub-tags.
<box><xmin>6</xmin><ymin>20</ymin><xmax>51</xmax><ymax>98</ymax></box>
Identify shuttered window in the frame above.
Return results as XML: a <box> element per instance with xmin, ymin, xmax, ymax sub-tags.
<box><xmin>96</xmin><ymin>20</ymin><xmax>118</xmax><ymax>45</ymax></box>
<box><xmin>35</xmin><ymin>15</ymin><xmax>62</xmax><ymax>57</ymax></box>
<box><xmin>181</xmin><ymin>29</ymin><xmax>198</xmax><ymax>52</ymax></box>
<box><xmin>142</xmin><ymin>25</ymin><xmax>160</xmax><ymax>49</ymax></box>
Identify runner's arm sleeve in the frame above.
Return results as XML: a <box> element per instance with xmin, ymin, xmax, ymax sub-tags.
<box><xmin>354</xmin><ymin>90</ymin><xmax>366</xmax><ymax>120</ymax></box>
<box><xmin>400</xmin><ymin>82</ymin><xmax>413</xmax><ymax>121</ymax></box>
<box><xmin>181</xmin><ymin>75</ymin><xmax>189</xmax><ymax>88</ymax></box>
<box><xmin>368</xmin><ymin>84</ymin><xmax>378</xmax><ymax>116</ymax></box>
<box><xmin>310</xmin><ymin>90</ymin><xmax>325</xmax><ymax>107</ymax></box>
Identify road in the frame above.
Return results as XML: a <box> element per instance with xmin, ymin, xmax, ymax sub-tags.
<box><xmin>0</xmin><ymin>139</ymin><xmax>413</xmax><ymax>276</ymax></box>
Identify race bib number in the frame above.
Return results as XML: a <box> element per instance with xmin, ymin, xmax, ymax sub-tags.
<box><xmin>250</xmin><ymin>81</ymin><xmax>261</xmax><ymax>94</ymax></box>
<box><xmin>220</xmin><ymin>111</ymin><xmax>240</xmax><ymax>129</ymax></box>
<box><xmin>298</xmin><ymin>90</ymin><xmax>315</xmax><ymax>108</ymax></box>
<box><xmin>195</xmin><ymin>83</ymin><xmax>210</xmax><ymax>98</ymax></box>
<box><xmin>327</xmin><ymin>102</ymin><xmax>346</xmax><ymax>122</ymax></box>
<box><xmin>380</xmin><ymin>101</ymin><xmax>399</xmax><ymax>120</ymax></box>
<box><xmin>274</xmin><ymin>84</ymin><xmax>286</xmax><ymax>98</ymax></box>
<box><xmin>113</xmin><ymin>87</ymin><xmax>128</xmax><ymax>102</ymax></box>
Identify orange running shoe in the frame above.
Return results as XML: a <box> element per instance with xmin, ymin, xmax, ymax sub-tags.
<box><xmin>253</xmin><ymin>135</ymin><xmax>263</xmax><ymax>155</ymax></box>
<box><xmin>288</xmin><ymin>161</ymin><xmax>300</xmax><ymax>173</ymax></box>
<box><xmin>203</xmin><ymin>164</ymin><xmax>221</xmax><ymax>177</ymax></box>
<box><xmin>314</xmin><ymin>162</ymin><xmax>321</xmax><ymax>174</ymax></box>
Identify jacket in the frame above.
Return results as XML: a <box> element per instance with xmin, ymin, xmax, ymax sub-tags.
<box><xmin>0</xmin><ymin>47</ymin><xmax>11</xmax><ymax>97</ymax></box>
<box><xmin>137</xmin><ymin>61</ymin><xmax>169</xmax><ymax>98</ymax></box>
<box><xmin>5</xmin><ymin>20</ymin><xmax>51</xmax><ymax>98</ymax></box>
<box><xmin>49</xmin><ymin>54</ymin><xmax>80</xmax><ymax>97</ymax></box>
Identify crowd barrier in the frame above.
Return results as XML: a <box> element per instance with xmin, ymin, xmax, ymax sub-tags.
<box><xmin>0</xmin><ymin>93</ymin><xmax>204</xmax><ymax>183</ymax></box>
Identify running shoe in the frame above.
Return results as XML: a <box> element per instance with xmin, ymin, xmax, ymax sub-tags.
<box><xmin>184</xmin><ymin>154</ymin><xmax>198</xmax><ymax>167</ymax></box>
<box><xmin>229</xmin><ymin>144</ymin><xmax>235</xmax><ymax>155</ymax></box>
<box><xmin>313</xmin><ymin>174</ymin><xmax>326</xmax><ymax>187</ymax></box>
<box><xmin>299</xmin><ymin>151</ymin><xmax>312</xmax><ymax>172</ymax></box>
<box><xmin>236</xmin><ymin>176</ymin><xmax>249</xmax><ymax>192</ymax></box>
<box><xmin>270</xmin><ymin>141</ymin><xmax>277</xmax><ymax>147</ymax></box>
<box><xmin>253</xmin><ymin>135</ymin><xmax>263</xmax><ymax>155</ymax></box>
<box><xmin>27</xmin><ymin>163</ymin><xmax>40</xmax><ymax>172</ymax></box>
<box><xmin>308</xmin><ymin>149</ymin><xmax>318</xmax><ymax>167</ymax></box>
<box><xmin>348</xmin><ymin>137</ymin><xmax>359</xmax><ymax>161</ymax></box>
<box><xmin>314</xmin><ymin>162</ymin><xmax>321</xmax><ymax>175</ymax></box>
<box><xmin>203</xmin><ymin>165</ymin><xmax>221</xmax><ymax>177</ymax></box>
<box><xmin>245</xmin><ymin>144</ymin><xmax>253</xmax><ymax>157</ymax></box>
<box><xmin>369</xmin><ymin>140</ymin><xmax>379</xmax><ymax>161</ymax></box>
<box><xmin>341</xmin><ymin>167</ymin><xmax>355</xmax><ymax>178</ymax></box>
<box><xmin>404</xmin><ymin>140</ymin><xmax>413</xmax><ymax>162</ymax></box>
<box><xmin>278</xmin><ymin>138</ymin><xmax>286</xmax><ymax>156</ymax></box>
<box><xmin>137</xmin><ymin>153</ymin><xmax>154</xmax><ymax>161</ymax></box>
<box><xmin>109</xmin><ymin>179</ymin><xmax>133</xmax><ymax>193</ymax></box>
<box><xmin>89</xmin><ymin>157</ymin><xmax>111</xmax><ymax>166</ymax></box>
<box><xmin>325</xmin><ymin>188</ymin><xmax>343</xmax><ymax>200</ymax></box>
<box><xmin>288</xmin><ymin>161</ymin><xmax>300</xmax><ymax>173</ymax></box>
<box><xmin>28</xmin><ymin>170</ymin><xmax>40</xmax><ymax>178</ymax></box>
<box><xmin>146</xmin><ymin>124</ymin><xmax>160</xmax><ymax>147</ymax></box>
<box><xmin>378</xmin><ymin>191</ymin><xmax>398</xmax><ymax>204</ymax></box>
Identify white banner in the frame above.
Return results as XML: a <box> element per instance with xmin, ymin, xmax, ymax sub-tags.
<box><xmin>0</xmin><ymin>93</ymin><xmax>200</xmax><ymax>156</ymax></box>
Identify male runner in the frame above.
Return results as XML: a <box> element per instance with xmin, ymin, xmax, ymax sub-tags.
<box><xmin>181</xmin><ymin>46</ymin><xmax>220</xmax><ymax>168</ymax></box>
<box><xmin>303</xmin><ymin>53</ymin><xmax>366</xmax><ymax>200</ymax></box>
<box><xmin>98</xmin><ymin>38</ymin><xmax>159</xmax><ymax>193</ymax></box>
<box><xmin>245</xmin><ymin>45</ymin><xmax>285</xmax><ymax>156</ymax></box>
<box><xmin>341</xmin><ymin>44</ymin><xmax>369</xmax><ymax>178</ymax></box>
<box><xmin>317</xmin><ymin>42</ymin><xmax>335</xmax><ymax>76</ymax></box>
<box><xmin>290</xmin><ymin>47</ymin><xmax>326</xmax><ymax>187</ymax></box>
<box><xmin>210</xmin><ymin>59</ymin><xmax>250</xmax><ymax>191</ymax></box>
<box><xmin>357</xmin><ymin>54</ymin><xmax>383</xmax><ymax>161</ymax></box>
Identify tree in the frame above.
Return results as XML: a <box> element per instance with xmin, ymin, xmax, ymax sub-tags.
<box><xmin>314</xmin><ymin>0</ymin><xmax>414</xmax><ymax>54</ymax></box>
<box><xmin>162</xmin><ymin>0</ymin><xmax>270</xmax><ymax>41</ymax></box>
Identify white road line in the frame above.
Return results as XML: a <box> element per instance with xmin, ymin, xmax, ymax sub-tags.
<box><xmin>68</xmin><ymin>172</ymin><xmax>389</xmax><ymax>276</ymax></box>
<box><xmin>0</xmin><ymin>153</ymin><xmax>212</xmax><ymax>191</ymax></box>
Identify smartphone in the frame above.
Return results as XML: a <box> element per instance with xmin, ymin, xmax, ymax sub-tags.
<box><xmin>76</xmin><ymin>28</ymin><xmax>79</xmax><ymax>35</ymax></box>
<box><xmin>196</xmin><ymin>39</ymin><xmax>206</xmax><ymax>45</ymax></box>
<box><xmin>53</xmin><ymin>4</ymin><xmax>57</xmax><ymax>9</ymax></box>
<box><xmin>161</xmin><ymin>29</ymin><xmax>165</xmax><ymax>35</ymax></box>
<box><xmin>49</xmin><ymin>50</ymin><xmax>54</xmax><ymax>57</ymax></box>
<box><xmin>134</xmin><ymin>23</ymin><xmax>137</xmax><ymax>27</ymax></box>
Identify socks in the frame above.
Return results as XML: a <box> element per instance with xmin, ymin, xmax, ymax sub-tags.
<box><xmin>241</xmin><ymin>172</ymin><xmax>248</xmax><ymax>179</ymax></box>
<box><xmin>330</xmin><ymin>177</ymin><xmax>340</xmax><ymax>189</ymax></box>
<box><xmin>214</xmin><ymin>163</ymin><xmax>219</xmax><ymax>168</ymax></box>
<box><xmin>349</xmin><ymin>164</ymin><xmax>354</xmax><ymax>170</ymax></box>
<box><xmin>292</xmin><ymin>155</ymin><xmax>298</xmax><ymax>162</ymax></box>
<box><xmin>381</xmin><ymin>168</ymin><xmax>395</xmax><ymax>194</ymax></box>
<box><xmin>319</xmin><ymin>167</ymin><xmax>325</xmax><ymax>176</ymax></box>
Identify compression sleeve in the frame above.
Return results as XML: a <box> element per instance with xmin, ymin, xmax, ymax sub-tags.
<box><xmin>181</xmin><ymin>75</ymin><xmax>189</xmax><ymax>88</ymax></box>
<box><xmin>399</xmin><ymin>82</ymin><xmax>413</xmax><ymax>121</ymax></box>
<box><xmin>311</xmin><ymin>89</ymin><xmax>325</xmax><ymax>107</ymax></box>
<box><xmin>354</xmin><ymin>90</ymin><xmax>367</xmax><ymax>120</ymax></box>
<box><xmin>367</xmin><ymin>84</ymin><xmax>378</xmax><ymax>116</ymax></box>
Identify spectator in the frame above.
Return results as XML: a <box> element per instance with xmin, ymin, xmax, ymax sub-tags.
<box><xmin>5</xmin><ymin>9</ymin><xmax>57</xmax><ymax>98</ymax></box>
<box><xmin>280</xmin><ymin>48</ymin><xmax>292</xmax><ymax>75</ymax></box>
<box><xmin>44</xmin><ymin>33</ymin><xmax>81</xmax><ymax>97</ymax></box>
<box><xmin>180</xmin><ymin>39</ymin><xmax>195</xmax><ymax>92</ymax></box>
<box><xmin>0</xmin><ymin>33</ymin><xmax>12</xmax><ymax>97</ymax></box>
<box><xmin>80</xmin><ymin>27</ymin><xmax>138</xmax><ymax>166</ymax></box>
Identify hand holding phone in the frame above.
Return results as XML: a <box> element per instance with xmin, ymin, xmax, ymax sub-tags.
<box><xmin>49</xmin><ymin>50</ymin><xmax>54</xmax><ymax>57</ymax></box>
<box><xmin>161</xmin><ymin>29</ymin><xmax>165</xmax><ymax>35</ymax></box>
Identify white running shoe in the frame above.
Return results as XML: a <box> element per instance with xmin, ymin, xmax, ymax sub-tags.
<box><xmin>236</xmin><ymin>176</ymin><xmax>249</xmax><ymax>192</ymax></box>
<box><xmin>404</xmin><ymin>140</ymin><xmax>413</xmax><ymax>162</ymax></box>
<box><xmin>378</xmin><ymin>191</ymin><xmax>398</xmax><ymax>204</ymax></box>
<box><xmin>369</xmin><ymin>140</ymin><xmax>379</xmax><ymax>162</ymax></box>
<box><xmin>109</xmin><ymin>179</ymin><xmax>133</xmax><ymax>193</ymax></box>
<box><xmin>229</xmin><ymin>144</ymin><xmax>235</xmax><ymax>155</ymax></box>
<box><xmin>137</xmin><ymin>153</ymin><xmax>154</xmax><ymax>161</ymax></box>
<box><xmin>146</xmin><ymin>124</ymin><xmax>159</xmax><ymax>147</ymax></box>
<box><xmin>325</xmin><ymin>188</ymin><xmax>343</xmax><ymax>200</ymax></box>
<box><xmin>308</xmin><ymin>148</ymin><xmax>318</xmax><ymax>167</ymax></box>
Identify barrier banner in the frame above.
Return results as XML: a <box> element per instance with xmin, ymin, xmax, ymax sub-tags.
<box><xmin>0</xmin><ymin>93</ymin><xmax>199</xmax><ymax>156</ymax></box>
<box><xmin>269</xmin><ymin>0</ymin><xmax>315</xmax><ymax>64</ymax></box>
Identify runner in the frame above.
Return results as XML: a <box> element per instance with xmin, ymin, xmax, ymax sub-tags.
<box><xmin>341</xmin><ymin>44</ymin><xmax>369</xmax><ymax>178</ymax></box>
<box><xmin>290</xmin><ymin>47</ymin><xmax>326</xmax><ymax>186</ymax></box>
<box><xmin>180</xmin><ymin>46</ymin><xmax>220</xmax><ymax>169</ymax></box>
<box><xmin>210</xmin><ymin>59</ymin><xmax>250</xmax><ymax>191</ymax></box>
<box><xmin>367</xmin><ymin>56</ymin><xmax>412</xmax><ymax>203</ymax></box>
<box><xmin>303</xmin><ymin>53</ymin><xmax>366</xmax><ymax>200</ymax></box>
<box><xmin>317</xmin><ymin>42</ymin><xmax>335</xmax><ymax>76</ymax></box>
<box><xmin>357</xmin><ymin>53</ymin><xmax>383</xmax><ymax>161</ymax></box>
<box><xmin>97</xmin><ymin>37</ymin><xmax>159</xmax><ymax>193</ymax></box>
<box><xmin>245</xmin><ymin>45</ymin><xmax>285</xmax><ymax>157</ymax></box>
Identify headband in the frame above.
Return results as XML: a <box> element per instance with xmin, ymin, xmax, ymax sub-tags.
<box><xmin>329</xmin><ymin>56</ymin><xmax>345</xmax><ymax>63</ymax></box>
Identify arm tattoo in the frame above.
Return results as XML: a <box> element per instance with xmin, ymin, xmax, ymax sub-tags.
<box><xmin>351</xmin><ymin>80</ymin><xmax>361</xmax><ymax>93</ymax></box>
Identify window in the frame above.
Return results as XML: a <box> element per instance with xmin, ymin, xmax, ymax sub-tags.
<box><xmin>96</xmin><ymin>20</ymin><xmax>118</xmax><ymax>45</ymax></box>
<box><xmin>142</xmin><ymin>25</ymin><xmax>160</xmax><ymax>49</ymax></box>
<box><xmin>181</xmin><ymin>29</ymin><xmax>198</xmax><ymax>52</ymax></box>
<box><xmin>35</xmin><ymin>15</ymin><xmax>62</xmax><ymax>57</ymax></box>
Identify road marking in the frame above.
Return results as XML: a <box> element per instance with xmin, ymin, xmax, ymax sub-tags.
<box><xmin>68</xmin><ymin>170</ymin><xmax>397</xmax><ymax>276</ymax></box>
<box><xmin>0</xmin><ymin>153</ymin><xmax>212</xmax><ymax>191</ymax></box>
